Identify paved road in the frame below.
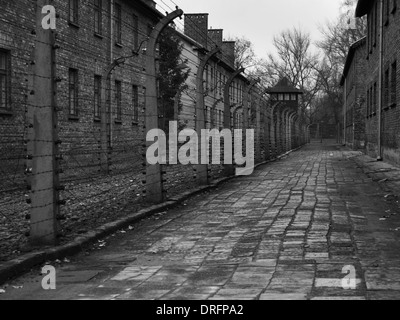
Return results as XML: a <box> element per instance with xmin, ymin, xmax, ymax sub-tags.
<box><xmin>2</xmin><ymin>141</ymin><xmax>400</xmax><ymax>300</ymax></box>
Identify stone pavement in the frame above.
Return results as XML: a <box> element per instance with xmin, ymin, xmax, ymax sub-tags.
<box><xmin>1</xmin><ymin>141</ymin><xmax>400</xmax><ymax>300</ymax></box>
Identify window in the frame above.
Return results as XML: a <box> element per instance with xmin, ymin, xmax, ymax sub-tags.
<box><xmin>391</xmin><ymin>61</ymin><xmax>397</xmax><ymax>105</ymax></box>
<box><xmin>0</xmin><ymin>50</ymin><xmax>11</xmax><ymax>111</ymax></box>
<box><xmin>391</xmin><ymin>0</ymin><xmax>397</xmax><ymax>13</ymax></box>
<box><xmin>374</xmin><ymin>1</ymin><xmax>378</xmax><ymax>46</ymax></box>
<box><xmin>69</xmin><ymin>0</ymin><xmax>79</xmax><ymax>24</ymax></box>
<box><xmin>69</xmin><ymin>69</ymin><xmax>78</xmax><ymax>116</ymax></box>
<box><xmin>384</xmin><ymin>68</ymin><xmax>390</xmax><ymax>107</ymax></box>
<box><xmin>115</xmin><ymin>81</ymin><xmax>122</xmax><ymax>120</ymax></box>
<box><xmin>370</xmin><ymin>86</ymin><xmax>373</xmax><ymax>115</ymax></box>
<box><xmin>367</xmin><ymin>12</ymin><xmax>371</xmax><ymax>52</ymax></box>
<box><xmin>133</xmin><ymin>15</ymin><xmax>139</xmax><ymax>50</ymax></box>
<box><xmin>204</xmin><ymin>65</ymin><xmax>209</xmax><ymax>90</ymax></box>
<box><xmin>210</xmin><ymin>67</ymin><xmax>214</xmax><ymax>93</ymax></box>
<box><xmin>373</xmin><ymin>82</ymin><xmax>377</xmax><ymax>113</ymax></box>
<box><xmin>291</xmin><ymin>94</ymin><xmax>297</xmax><ymax>101</ymax></box>
<box><xmin>278</xmin><ymin>94</ymin><xmax>284</xmax><ymax>101</ymax></box>
<box><xmin>284</xmin><ymin>94</ymin><xmax>290</xmax><ymax>101</ymax></box>
<box><xmin>114</xmin><ymin>3</ymin><xmax>122</xmax><ymax>45</ymax></box>
<box><xmin>94</xmin><ymin>75</ymin><xmax>101</xmax><ymax>119</ymax></box>
<box><xmin>94</xmin><ymin>0</ymin><xmax>102</xmax><ymax>35</ymax></box>
<box><xmin>147</xmin><ymin>24</ymin><xmax>153</xmax><ymax>37</ymax></box>
<box><xmin>132</xmin><ymin>85</ymin><xmax>139</xmax><ymax>123</ymax></box>
<box><xmin>385</xmin><ymin>0</ymin><xmax>390</xmax><ymax>25</ymax></box>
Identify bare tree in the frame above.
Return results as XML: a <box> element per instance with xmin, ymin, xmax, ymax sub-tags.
<box><xmin>227</xmin><ymin>36</ymin><xmax>258</xmax><ymax>69</ymax></box>
<box><xmin>318</xmin><ymin>0</ymin><xmax>366</xmax><ymax>66</ymax></box>
<box><xmin>258</xmin><ymin>27</ymin><xmax>323</xmax><ymax>122</ymax></box>
<box><xmin>314</xmin><ymin>0</ymin><xmax>367</xmax><ymax>126</ymax></box>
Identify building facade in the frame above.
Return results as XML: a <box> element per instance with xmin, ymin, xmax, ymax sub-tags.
<box><xmin>356</xmin><ymin>0</ymin><xmax>400</xmax><ymax>165</ymax></box>
<box><xmin>340</xmin><ymin>37</ymin><xmax>367</xmax><ymax>150</ymax></box>
<box><xmin>0</xmin><ymin>0</ymin><xmax>163</xmax><ymax>190</ymax></box>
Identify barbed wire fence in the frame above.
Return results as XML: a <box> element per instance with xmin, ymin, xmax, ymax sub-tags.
<box><xmin>0</xmin><ymin>0</ymin><xmax>307</xmax><ymax>261</ymax></box>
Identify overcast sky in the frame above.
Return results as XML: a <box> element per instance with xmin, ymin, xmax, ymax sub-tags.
<box><xmin>156</xmin><ymin>0</ymin><xmax>345</xmax><ymax>58</ymax></box>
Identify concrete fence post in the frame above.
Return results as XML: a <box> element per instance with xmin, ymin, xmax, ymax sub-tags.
<box><xmin>27</xmin><ymin>0</ymin><xmax>61</xmax><ymax>246</ymax></box>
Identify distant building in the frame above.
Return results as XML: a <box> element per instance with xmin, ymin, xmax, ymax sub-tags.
<box><xmin>340</xmin><ymin>37</ymin><xmax>367</xmax><ymax>150</ymax></box>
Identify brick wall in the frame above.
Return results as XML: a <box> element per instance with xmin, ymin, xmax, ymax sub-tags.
<box><xmin>363</xmin><ymin>1</ymin><xmax>400</xmax><ymax>165</ymax></box>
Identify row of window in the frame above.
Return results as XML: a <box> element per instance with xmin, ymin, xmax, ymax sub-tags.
<box><xmin>68</xmin><ymin>69</ymin><xmax>140</xmax><ymax>123</ymax></box>
<box><xmin>271</xmin><ymin>93</ymin><xmax>298</xmax><ymax>101</ymax></box>
<box><xmin>204</xmin><ymin>65</ymin><xmax>243</xmax><ymax>103</ymax></box>
<box><xmin>366</xmin><ymin>60</ymin><xmax>397</xmax><ymax>118</ymax></box>
<box><xmin>367</xmin><ymin>0</ymin><xmax>397</xmax><ymax>55</ymax></box>
<box><xmin>203</xmin><ymin>107</ymin><xmax>243</xmax><ymax>129</ymax></box>
<box><xmin>69</xmin><ymin>0</ymin><xmax>144</xmax><ymax>49</ymax></box>
<box><xmin>205</xmin><ymin>107</ymin><xmax>224</xmax><ymax>128</ymax></box>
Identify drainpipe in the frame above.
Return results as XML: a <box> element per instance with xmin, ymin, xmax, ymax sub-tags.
<box><xmin>377</xmin><ymin>0</ymin><xmax>383</xmax><ymax>161</ymax></box>
<box><xmin>343</xmin><ymin>78</ymin><xmax>347</xmax><ymax>146</ymax></box>
<box><xmin>109</xmin><ymin>0</ymin><xmax>114</xmax><ymax>149</ymax></box>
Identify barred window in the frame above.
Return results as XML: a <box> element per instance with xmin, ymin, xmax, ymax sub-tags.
<box><xmin>69</xmin><ymin>69</ymin><xmax>78</xmax><ymax>116</ymax></box>
<box><xmin>115</xmin><ymin>80</ymin><xmax>122</xmax><ymax>120</ymax></box>
<box><xmin>384</xmin><ymin>68</ymin><xmax>390</xmax><ymax>107</ymax></box>
<box><xmin>94</xmin><ymin>75</ymin><xmax>101</xmax><ymax>119</ymax></box>
<box><xmin>385</xmin><ymin>0</ymin><xmax>390</xmax><ymax>25</ymax></box>
<box><xmin>94</xmin><ymin>0</ymin><xmax>102</xmax><ymax>35</ymax></box>
<box><xmin>133</xmin><ymin>14</ymin><xmax>139</xmax><ymax>50</ymax></box>
<box><xmin>0</xmin><ymin>50</ymin><xmax>11</xmax><ymax>111</ymax></box>
<box><xmin>391</xmin><ymin>0</ymin><xmax>397</xmax><ymax>13</ymax></box>
<box><xmin>114</xmin><ymin>3</ymin><xmax>122</xmax><ymax>44</ymax></box>
<box><xmin>69</xmin><ymin>0</ymin><xmax>79</xmax><ymax>24</ymax></box>
<box><xmin>391</xmin><ymin>61</ymin><xmax>397</xmax><ymax>105</ymax></box>
<box><xmin>132</xmin><ymin>85</ymin><xmax>139</xmax><ymax>123</ymax></box>
<box><xmin>374</xmin><ymin>2</ymin><xmax>378</xmax><ymax>46</ymax></box>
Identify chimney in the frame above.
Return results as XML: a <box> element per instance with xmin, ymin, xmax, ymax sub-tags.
<box><xmin>184</xmin><ymin>14</ymin><xmax>209</xmax><ymax>48</ymax></box>
<box><xmin>222</xmin><ymin>41</ymin><xmax>236</xmax><ymax>68</ymax></box>
<box><xmin>208</xmin><ymin>29</ymin><xmax>223</xmax><ymax>50</ymax></box>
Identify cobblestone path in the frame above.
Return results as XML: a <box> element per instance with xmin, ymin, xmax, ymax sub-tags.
<box><xmin>2</xmin><ymin>141</ymin><xmax>400</xmax><ymax>300</ymax></box>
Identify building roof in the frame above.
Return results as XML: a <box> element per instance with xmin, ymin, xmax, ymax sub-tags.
<box><xmin>355</xmin><ymin>0</ymin><xmax>375</xmax><ymax>17</ymax></box>
<box><xmin>266</xmin><ymin>77</ymin><xmax>303</xmax><ymax>94</ymax></box>
<box><xmin>135</xmin><ymin>0</ymin><xmax>164</xmax><ymax>20</ymax></box>
<box><xmin>340</xmin><ymin>37</ymin><xmax>367</xmax><ymax>86</ymax></box>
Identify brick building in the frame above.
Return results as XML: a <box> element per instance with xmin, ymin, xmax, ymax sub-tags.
<box><xmin>0</xmin><ymin>0</ymin><xmax>163</xmax><ymax>191</ymax></box>
<box><xmin>340</xmin><ymin>37</ymin><xmax>367</xmax><ymax>150</ymax></box>
<box><xmin>355</xmin><ymin>0</ymin><xmax>400</xmax><ymax>165</ymax></box>
<box><xmin>179</xmin><ymin>14</ymin><xmax>248</xmax><ymax>131</ymax></box>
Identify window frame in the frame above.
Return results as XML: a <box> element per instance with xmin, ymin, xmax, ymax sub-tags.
<box><xmin>132</xmin><ymin>85</ymin><xmax>139</xmax><ymax>124</ymax></box>
<box><xmin>132</xmin><ymin>14</ymin><xmax>139</xmax><ymax>51</ymax></box>
<box><xmin>69</xmin><ymin>68</ymin><xmax>79</xmax><ymax>118</ymax></box>
<box><xmin>114</xmin><ymin>3</ymin><xmax>122</xmax><ymax>45</ymax></box>
<box><xmin>69</xmin><ymin>0</ymin><xmax>79</xmax><ymax>25</ymax></box>
<box><xmin>94</xmin><ymin>0</ymin><xmax>102</xmax><ymax>36</ymax></box>
<box><xmin>391</xmin><ymin>0</ymin><xmax>397</xmax><ymax>13</ymax></box>
<box><xmin>94</xmin><ymin>75</ymin><xmax>101</xmax><ymax>120</ymax></box>
<box><xmin>0</xmin><ymin>49</ymin><xmax>11</xmax><ymax>113</ymax></box>
<box><xmin>391</xmin><ymin>61</ymin><xmax>397</xmax><ymax>106</ymax></box>
<box><xmin>115</xmin><ymin>80</ymin><xmax>122</xmax><ymax>121</ymax></box>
